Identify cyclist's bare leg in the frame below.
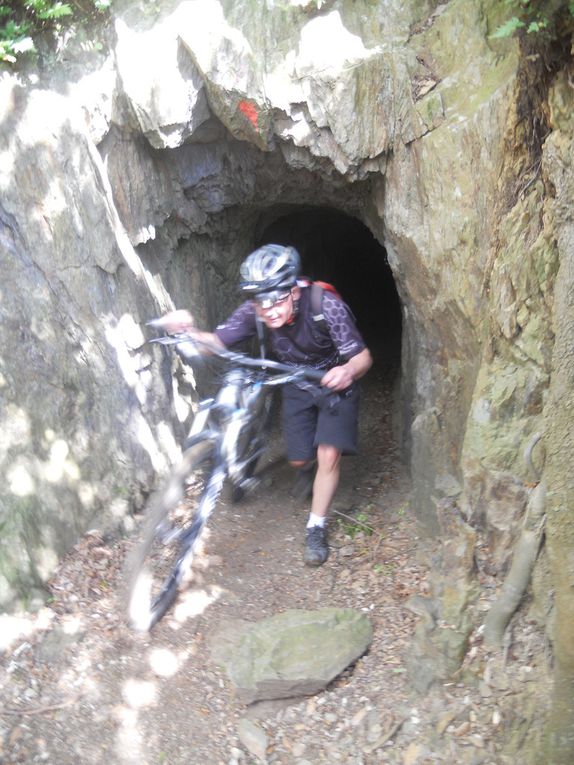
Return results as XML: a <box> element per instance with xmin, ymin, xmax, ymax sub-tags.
<box><xmin>290</xmin><ymin>444</ymin><xmax>340</xmax><ymax>514</ymax></box>
<box><xmin>289</xmin><ymin>458</ymin><xmax>316</xmax><ymax>501</ymax></box>
<box><xmin>311</xmin><ymin>444</ymin><xmax>341</xmax><ymax>518</ymax></box>
<box><xmin>295</xmin><ymin>444</ymin><xmax>338</xmax><ymax>566</ymax></box>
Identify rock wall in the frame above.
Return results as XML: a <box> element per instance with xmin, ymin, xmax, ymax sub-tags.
<box><xmin>0</xmin><ymin>0</ymin><xmax>572</xmax><ymax>677</ymax></box>
<box><xmin>0</xmin><ymin>79</ymin><xmax>182</xmax><ymax>607</ymax></box>
<box><xmin>540</xmin><ymin>68</ymin><xmax>574</xmax><ymax>760</ymax></box>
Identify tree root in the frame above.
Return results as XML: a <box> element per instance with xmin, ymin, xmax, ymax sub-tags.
<box><xmin>0</xmin><ymin>695</ymin><xmax>81</xmax><ymax>716</ymax></box>
<box><xmin>525</xmin><ymin>431</ymin><xmax>544</xmax><ymax>483</ymax></box>
<box><xmin>484</xmin><ymin>478</ymin><xmax>546</xmax><ymax>648</ymax></box>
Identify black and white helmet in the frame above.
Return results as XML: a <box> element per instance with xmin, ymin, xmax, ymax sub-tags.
<box><xmin>239</xmin><ymin>244</ymin><xmax>301</xmax><ymax>296</ymax></box>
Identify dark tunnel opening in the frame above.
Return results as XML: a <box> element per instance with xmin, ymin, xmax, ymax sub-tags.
<box><xmin>255</xmin><ymin>207</ymin><xmax>402</xmax><ymax>371</ymax></box>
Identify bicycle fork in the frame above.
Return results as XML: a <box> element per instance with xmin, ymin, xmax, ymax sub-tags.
<box><xmin>176</xmin><ymin>449</ymin><xmax>226</xmax><ymax>582</ymax></box>
<box><xmin>222</xmin><ymin>412</ymin><xmax>264</xmax><ymax>495</ymax></box>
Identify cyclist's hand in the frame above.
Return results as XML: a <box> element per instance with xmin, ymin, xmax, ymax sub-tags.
<box><xmin>151</xmin><ymin>310</ymin><xmax>195</xmax><ymax>334</ymax></box>
<box><xmin>321</xmin><ymin>365</ymin><xmax>354</xmax><ymax>391</ymax></box>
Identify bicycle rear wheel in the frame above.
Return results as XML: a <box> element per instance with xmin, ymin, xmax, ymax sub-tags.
<box><xmin>125</xmin><ymin>439</ymin><xmax>222</xmax><ymax>631</ymax></box>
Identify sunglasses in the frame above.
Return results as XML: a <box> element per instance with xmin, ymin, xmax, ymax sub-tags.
<box><xmin>253</xmin><ymin>291</ymin><xmax>293</xmax><ymax>310</ymax></box>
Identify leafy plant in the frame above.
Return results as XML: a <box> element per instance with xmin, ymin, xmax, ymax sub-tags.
<box><xmin>334</xmin><ymin>507</ymin><xmax>379</xmax><ymax>540</ymax></box>
<box><xmin>0</xmin><ymin>0</ymin><xmax>111</xmax><ymax>64</ymax></box>
<box><xmin>337</xmin><ymin>512</ymin><xmax>365</xmax><ymax>538</ymax></box>
<box><xmin>490</xmin><ymin>0</ymin><xmax>574</xmax><ymax>39</ymax></box>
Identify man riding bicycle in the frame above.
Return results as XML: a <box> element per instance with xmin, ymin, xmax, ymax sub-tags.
<box><xmin>160</xmin><ymin>244</ymin><xmax>372</xmax><ymax>566</ymax></box>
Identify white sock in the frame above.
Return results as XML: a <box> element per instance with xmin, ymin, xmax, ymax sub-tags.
<box><xmin>307</xmin><ymin>513</ymin><xmax>326</xmax><ymax>529</ymax></box>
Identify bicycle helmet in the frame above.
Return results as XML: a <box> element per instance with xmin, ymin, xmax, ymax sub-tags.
<box><xmin>239</xmin><ymin>244</ymin><xmax>301</xmax><ymax>296</ymax></box>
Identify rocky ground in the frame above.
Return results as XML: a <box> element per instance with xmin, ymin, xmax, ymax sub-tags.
<box><xmin>0</xmin><ymin>364</ymin><xmax>551</xmax><ymax>765</ymax></box>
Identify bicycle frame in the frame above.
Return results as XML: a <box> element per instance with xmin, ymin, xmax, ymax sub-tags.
<box><xmin>151</xmin><ymin>333</ymin><xmax>325</xmax><ymax>495</ymax></box>
<box><xmin>126</xmin><ymin>330</ymin><xmax>328</xmax><ymax>630</ymax></box>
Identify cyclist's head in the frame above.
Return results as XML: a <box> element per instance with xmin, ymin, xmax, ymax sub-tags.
<box><xmin>239</xmin><ymin>244</ymin><xmax>301</xmax><ymax>302</ymax></box>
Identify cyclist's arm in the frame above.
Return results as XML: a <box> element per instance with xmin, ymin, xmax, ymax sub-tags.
<box><xmin>321</xmin><ymin>348</ymin><xmax>373</xmax><ymax>391</ymax></box>
<box><xmin>317</xmin><ymin>291</ymin><xmax>372</xmax><ymax>391</ymax></box>
<box><xmin>156</xmin><ymin>310</ymin><xmax>227</xmax><ymax>351</ymax></box>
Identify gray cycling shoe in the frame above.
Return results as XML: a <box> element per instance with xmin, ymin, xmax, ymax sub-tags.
<box><xmin>291</xmin><ymin>465</ymin><xmax>315</xmax><ymax>501</ymax></box>
<box><xmin>304</xmin><ymin>526</ymin><xmax>329</xmax><ymax>566</ymax></box>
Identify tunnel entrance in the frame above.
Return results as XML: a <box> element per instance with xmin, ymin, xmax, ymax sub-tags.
<box><xmin>255</xmin><ymin>207</ymin><xmax>402</xmax><ymax>370</ymax></box>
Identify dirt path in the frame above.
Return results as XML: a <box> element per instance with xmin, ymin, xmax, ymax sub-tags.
<box><xmin>0</xmin><ymin>367</ymin><xmax>547</xmax><ymax>764</ymax></box>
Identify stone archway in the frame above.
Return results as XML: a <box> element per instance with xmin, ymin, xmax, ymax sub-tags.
<box><xmin>0</xmin><ymin>0</ymin><xmax>541</xmax><ymax>625</ymax></box>
<box><xmin>254</xmin><ymin>206</ymin><xmax>402</xmax><ymax>365</ymax></box>
<box><xmin>106</xmin><ymin>125</ymin><xmax>447</xmax><ymax>533</ymax></box>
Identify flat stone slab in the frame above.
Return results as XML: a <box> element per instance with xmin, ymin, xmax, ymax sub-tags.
<box><xmin>210</xmin><ymin>608</ymin><xmax>373</xmax><ymax>703</ymax></box>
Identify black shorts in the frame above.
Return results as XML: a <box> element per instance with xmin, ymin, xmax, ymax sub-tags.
<box><xmin>282</xmin><ymin>383</ymin><xmax>360</xmax><ymax>461</ymax></box>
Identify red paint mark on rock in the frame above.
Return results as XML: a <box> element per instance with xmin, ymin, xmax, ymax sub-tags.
<box><xmin>238</xmin><ymin>99</ymin><xmax>259</xmax><ymax>129</ymax></box>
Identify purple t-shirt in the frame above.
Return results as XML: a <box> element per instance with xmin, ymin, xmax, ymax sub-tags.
<box><xmin>214</xmin><ymin>286</ymin><xmax>366</xmax><ymax>370</ymax></box>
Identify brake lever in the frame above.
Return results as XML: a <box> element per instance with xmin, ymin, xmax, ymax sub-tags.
<box><xmin>148</xmin><ymin>333</ymin><xmax>202</xmax><ymax>358</ymax></box>
<box><xmin>148</xmin><ymin>336</ymin><xmax>178</xmax><ymax>345</ymax></box>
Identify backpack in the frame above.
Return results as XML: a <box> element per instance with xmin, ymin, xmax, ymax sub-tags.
<box><xmin>308</xmin><ymin>280</ymin><xmax>342</xmax><ymax>339</ymax></box>
<box><xmin>254</xmin><ymin>279</ymin><xmax>342</xmax><ymax>359</ymax></box>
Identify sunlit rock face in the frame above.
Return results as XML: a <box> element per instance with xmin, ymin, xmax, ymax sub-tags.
<box><xmin>0</xmin><ymin>79</ymin><xmax>184</xmax><ymax>608</ymax></box>
<box><xmin>0</xmin><ymin>0</ymin><xmax>566</xmax><ymax>614</ymax></box>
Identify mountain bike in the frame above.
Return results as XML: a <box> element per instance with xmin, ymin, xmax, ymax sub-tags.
<box><xmin>125</xmin><ymin>327</ymin><xmax>326</xmax><ymax>631</ymax></box>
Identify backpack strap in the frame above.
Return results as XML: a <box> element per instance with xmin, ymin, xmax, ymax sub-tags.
<box><xmin>308</xmin><ymin>282</ymin><xmax>354</xmax><ymax>356</ymax></box>
<box><xmin>310</xmin><ymin>282</ymin><xmax>327</xmax><ymax>328</ymax></box>
<box><xmin>308</xmin><ymin>282</ymin><xmax>336</xmax><ymax>352</ymax></box>
<box><xmin>255</xmin><ymin>314</ymin><xmax>267</xmax><ymax>359</ymax></box>
<box><xmin>310</xmin><ymin>282</ymin><xmax>345</xmax><ymax>341</ymax></box>
<box><xmin>256</xmin><ymin>281</ymin><xmax>338</xmax><ymax>357</ymax></box>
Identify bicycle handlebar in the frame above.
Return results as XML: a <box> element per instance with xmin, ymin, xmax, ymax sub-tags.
<box><xmin>149</xmin><ymin>332</ymin><xmax>326</xmax><ymax>384</ymax></box>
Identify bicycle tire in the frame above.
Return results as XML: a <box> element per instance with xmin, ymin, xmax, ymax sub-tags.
<box><xmin>125</xmin><ymin>439</ymin><xmax>221</xmax><ymax>631</ymax></box>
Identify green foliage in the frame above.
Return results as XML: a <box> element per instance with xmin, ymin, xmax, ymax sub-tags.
<box><xmin>337</xmin><ymin>510</ymin><xmax>374</xmax><ymax>539</ymax></box>
<box><xmin>0</xmin><ymin>0</ymin><xmax>111</xmax><ymax>64</ymax></box>
<box><xmin>28</xmin><ymin>1</ymin><xmax>73</xmax><ymax>20</ymax></box>
<box><xmin>491</xmin><ymin>15</ymin><xmax>528</xmax><ymax>38</ymax></box>
<box><xmin>335</xmin><ymin>505</ymin><xmax>382</xmax><ymax>541</ymax></box>
<box><xmin>491</xmin><ymin>0</ymin><xmax>574</xmax><ymax>39</ymax></box>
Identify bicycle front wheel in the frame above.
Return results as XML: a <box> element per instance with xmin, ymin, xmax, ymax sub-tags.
<box><xmin>125</xmin><ymin>439</ymin><xmax>222</xmax><ymax>631</ymax></box>
<box><xmin>229</xmin><ymin>388</ymin><xmax>275</xmax><ymax>503</ymax></box>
